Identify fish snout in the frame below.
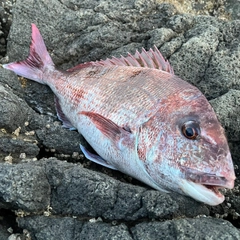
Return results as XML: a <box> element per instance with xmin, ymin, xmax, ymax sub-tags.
<box><xmin>200</xmin><ymin>141</ymin><xmax>236</xmax><ymax>184</ymax></box>
<box><xmin>217</xmin><ymin>151</ymin><xmax>236</xmax><ymax>186</ymax></box>
<box><xmin>183</xmin><ymin>165</ymin><xmax>235</xmax><ymax>190</ymax></box>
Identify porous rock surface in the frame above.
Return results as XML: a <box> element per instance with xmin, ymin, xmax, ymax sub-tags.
<box><xmin>0</xmin><ymin>0</ymin><xmax>239</xmax><ymax>239</ymax></box>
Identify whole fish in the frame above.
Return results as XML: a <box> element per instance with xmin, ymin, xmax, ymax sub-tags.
<box><xmin>3</xmin><ymin>24</ymin><xmax>235</xmax><ymax>206</ymax></box>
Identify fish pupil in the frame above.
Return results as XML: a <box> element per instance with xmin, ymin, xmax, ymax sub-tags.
<box><xmin>186</xmin><ymin>127</ymin><xmax>194</xmax><ymax>137</ymax></box>
<box><xmin>181</xmin><ymin>121</ymin><xmax>200</xmax><ymax>140</ymax></box>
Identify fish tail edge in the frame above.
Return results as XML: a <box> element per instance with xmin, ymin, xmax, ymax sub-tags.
<box><xmin>3</xmin><ymin>23</ymin><xmax>54</xmax><ymax>84</ymax></box>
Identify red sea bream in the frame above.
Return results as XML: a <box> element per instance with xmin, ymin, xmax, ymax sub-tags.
<box><xmin>3</xmin><ymin>24</ymin><xmax>236</xmax><ymax>205</ymax></box>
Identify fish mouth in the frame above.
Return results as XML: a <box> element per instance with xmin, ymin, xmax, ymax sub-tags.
<box><xmin>180</xmin><ymin>168</ymin><xmax>235</xmax><ymax>205</ymax></box>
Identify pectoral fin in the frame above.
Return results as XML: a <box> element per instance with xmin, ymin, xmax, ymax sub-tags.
<box><xmin>80</xmin><ymin>144</ymin><xmax>117</xmax><ymax>170</ymax></box>
<box><xmin>79</xmin><ymin>111</ymin><xmax>132</xmax><ymax>142</ymax></box>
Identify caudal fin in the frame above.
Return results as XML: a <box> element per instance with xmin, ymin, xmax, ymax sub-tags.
<box><xmin>3</xmin><ymin>24</ymin><xmax>54</xmax><ymax>84</ymax></box>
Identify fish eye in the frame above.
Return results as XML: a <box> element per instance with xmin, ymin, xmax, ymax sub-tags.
<box><xmin>181</xmin><ymin>121</ymin><xmax>200</xmax><ymax>140</ymax></box>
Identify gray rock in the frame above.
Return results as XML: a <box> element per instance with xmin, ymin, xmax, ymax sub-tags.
<box><xmin>132</xmin><ymin>217</ymin><xmax>240</xmax><ymax>240</ymax></box>
<box><xmin>17</xmin><ymin>215</ymin><xmax>240</xmax><ymax>240</ymax></box>
<box><xmin>6</xmin><ymin>0</ymin><xmax>176</xmax><ymax>69</ymax></box>
<box><xmin>0</xmin><ymin>132</ymin><xmax>39</xmax><ymax>161</ymax></box>
<box><xmin>42</xmin><ymin>159</ymin><xmax>208</xmax><ymax>220</ymax></box>
<box><xmin>168</xmin><ymin>17</ymin><xmax>221</xmax><ymax>96</ymax></box>
<box><xmin>199</xmin><ymin>20</ymin><xmax>240</xmax><ymax>99</ymax></box>
<box><xmin>0</xmin><ymin>68</ymin><xmax>24</xmax><ymax>99</ymax></box>
<box><xmin>226</xmin><ymin>0</ymin><xmax>240</xmax><ymax>20</ymax></box>
<box><xmin>0</xmin><ymin>0</ymin><xmax>14</xmax><ymax>57</ymax></box>
<box><xmin>210</xmin><ymin>90</ymin><xmax>240</xmax><ymax>172</ymax></box>
<box><xmin>210</xmin><ymin>89</ymin><xmax>240</xmax><ymax>142</ymax></box>
<box><xmin>18</xmin><ymin>216</ymin><xmax>133</xmax><ymax>240</ymax></box>
<box><xmin>35</xmin><ymin>122</ymin><xmax>83</xmax><ymax>155</ymax></box>
<box><xmin>0</xmin><ymin>157</ymin><xmax>208</xmax><ymax>218</ymax></box>
<box><xmin>3</xmin><ymin>158</ymin><xmax>206</xmax><ymax>215</ymax></box>
<box><xmin>0</xmin><ymin>224</ymin><xmax>10</xmax><ymax>240</ymax></box>
<box><xmin>0</xmin><ymin>81</ymin><xmax>29</xmax><ymax>133</ymax></box>
<box><xmin>0</xmin><ymin>161</ymin><xmax>50</xmax><ymax>211</ymax></box>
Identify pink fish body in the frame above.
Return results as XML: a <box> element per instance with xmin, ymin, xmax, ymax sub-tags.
<box><xmin>3</xmin><ymin>24</ymin><xmax>236</xmax><ymax>206</ymax></box>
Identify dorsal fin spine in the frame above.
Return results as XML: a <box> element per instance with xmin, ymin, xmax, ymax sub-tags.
<box><xmin>143</xmin><ymin>47</ymin><xmax>156</xmax><ymax>68</ymax></box>
<box><xmin>128</xmin><ymin>52</ymin><xmax>141</xmax><ymax>67</ymax></box>
<box><xmin>120</xmin><ymin>55</ymin><xmax>131</xmax><ymax>66</ymax></box>
<box><xmin>150</xmin><ymin>48</ymin><xmax>162</xmax><ymax>70</ymax></box>
<box><xmin>136</xmin><ymin>50</ymin><xmax>147</xmax><ymax>67</ymax></box>
<box><xmin>67</xmin><ymin>46</ymin><xmax>174</xmax><ymax>74</ymax></box>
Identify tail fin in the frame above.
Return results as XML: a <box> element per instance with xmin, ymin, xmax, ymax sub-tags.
<box><xmin>3</xmin><ymin>24</ymin><xmax>54</xmax><ymax>84</ymax></box>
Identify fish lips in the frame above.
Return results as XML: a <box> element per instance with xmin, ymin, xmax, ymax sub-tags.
<box><xmin>180</xmin><ymin>166</ymin><xmax>235</xmax><ymax>205</ymax></box>
<box><xmin>184</xmin><ymin>170</ymin><xmax>234</xmax><ymax>189</ymax></box>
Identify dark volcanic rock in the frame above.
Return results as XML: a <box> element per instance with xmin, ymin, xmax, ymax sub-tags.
<box><xmin>17</xmin><ymin>215</ymin><xmax>240</xmax><ymax>240</ymax></box>
<box><xmin>0</xmin><ymin>75</ymin><xmax>29</xmax><ymax>132</ymax></box>
<box><xmin>18</xmin><ymin>216</ymin><xmax>133</xmax><ymax>240</ymax></box>
<box><xmin>0</xmin><ymin>224</ymin><xmax>10</xmax><ymax>239</ymax></box>
<box><xmin>210</xmin><ymin>90</ymin><xmax>240</xmax><ymax>142</ymax></box>
<box><xmin>0</xmin><ymin>0</ymin><xmax>239</xmax><ymax>239</ymax></box>
<box><xmin>35</xmin><ymin>122</ymin><xmax>84</xmax><ymax>155</ymax></box>
<box><xmin>132</xmin><ymin>217</ymin><xmax>240</xmax><ymax>239</ymax></box>
<box><xmin>0</xmin><ymin>161</ymin><xmax>50</xmax><ymax>211</ymax></box>
<box><xmin>0</xmin><ymin>133</ymin><xmax>39</xmax><ymax>161</ymax></box>
<box><xmin>0</xmin><ymin>158</ymin><xmax>209</xmax><ymax>218</ymax></box>
<box><xmin>42</xmin><ymin>159</ymin><xmax>208</xmax><ymax>220</ymax></box>
<box><xmin>0</xmin><ymin>0</ymin><xmax>14</xmax><ymax>58</ymax></box>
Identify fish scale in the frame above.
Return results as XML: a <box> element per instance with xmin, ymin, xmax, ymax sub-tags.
<box><xmin>3</xmin><ymin>24</ymin><xmax>235</xmax><ymax>206</ymax></box>
<box><xmin>58</xmin><ymin>66</ymin><xmax>191</xmax><ymax>128</ymax></box>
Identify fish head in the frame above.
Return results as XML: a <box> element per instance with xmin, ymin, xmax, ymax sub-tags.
<box><xmin>138</xmin><ymin>87</ymin><xmax>236</xmax><ymax>206</ymax></box>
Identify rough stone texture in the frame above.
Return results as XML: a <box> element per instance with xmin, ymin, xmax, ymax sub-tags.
<box><xmin>0</xmin><ymin>224</ymin><xmax>10</xmax><ymax>239</ymax></box>
<box><xmin>132</xmin><ymin>217</ymin><xmax>240</xmax><ymax>239</ymax></box>
<box><xmin>210</xmin><ymin>90</ymin><xmax>240</xmax><ymax>142</ymax></box>
<box><xmin>0</xmin><ymin>0</ymin><xmax>239</xmax><ymax>239</ymax></box>
<box><xmin>156</xmin><ymin>0</ymin><xmax>240</xmax><ymax>20</ymax></box>
<box><xmin>42</xmin><ymin>159</ymin><xmax>209</xmax><ymax>220</ymax></box>
<box><xmin>0</xmin><ymin>158</ymin><xmax>209</xmax><ymax>217</ymax></box>
<box><xmin>0</xmin><ymin>133</ymin><xmax>39</xmax><ymax>161</ymax></box>
<box><xmin>0</xmin><ymin>79</ymin><xmax>29</xmax><ymax>132</ymax></box>
<box><xmin>0</xmin><ymin>0</ymin><xmax>15</xmax><ymax>58</ymax></box>
<box><xmin>17</xmin><ymin>215</ymin><xmax>240</xmax><ymax>240</ymax></box>
<box><xmin>35</xmin><ymin>122</ymin><xmax>84</xmax><ymax>155</ymax></box>
<box><xmin>18</xmin><ymin>216</ymin><xmax>133</xmax><ymax>240</ymax></box>
<box><xmin>0</xmin><ymin>161</ymin><xmax>50</xmax><ymax>211</ymax></box>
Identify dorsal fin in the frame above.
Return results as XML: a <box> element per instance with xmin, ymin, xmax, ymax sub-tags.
<box><xmin>67</xmin><ymin>46</ymin><xmax>174</xmax><ymax>74</ymax></box>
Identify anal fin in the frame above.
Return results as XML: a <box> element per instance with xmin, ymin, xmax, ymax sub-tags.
<box><xmin>80</xmin><ymin>144</ymin><xmax>117</xmax><ymax>170</ymax></box>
